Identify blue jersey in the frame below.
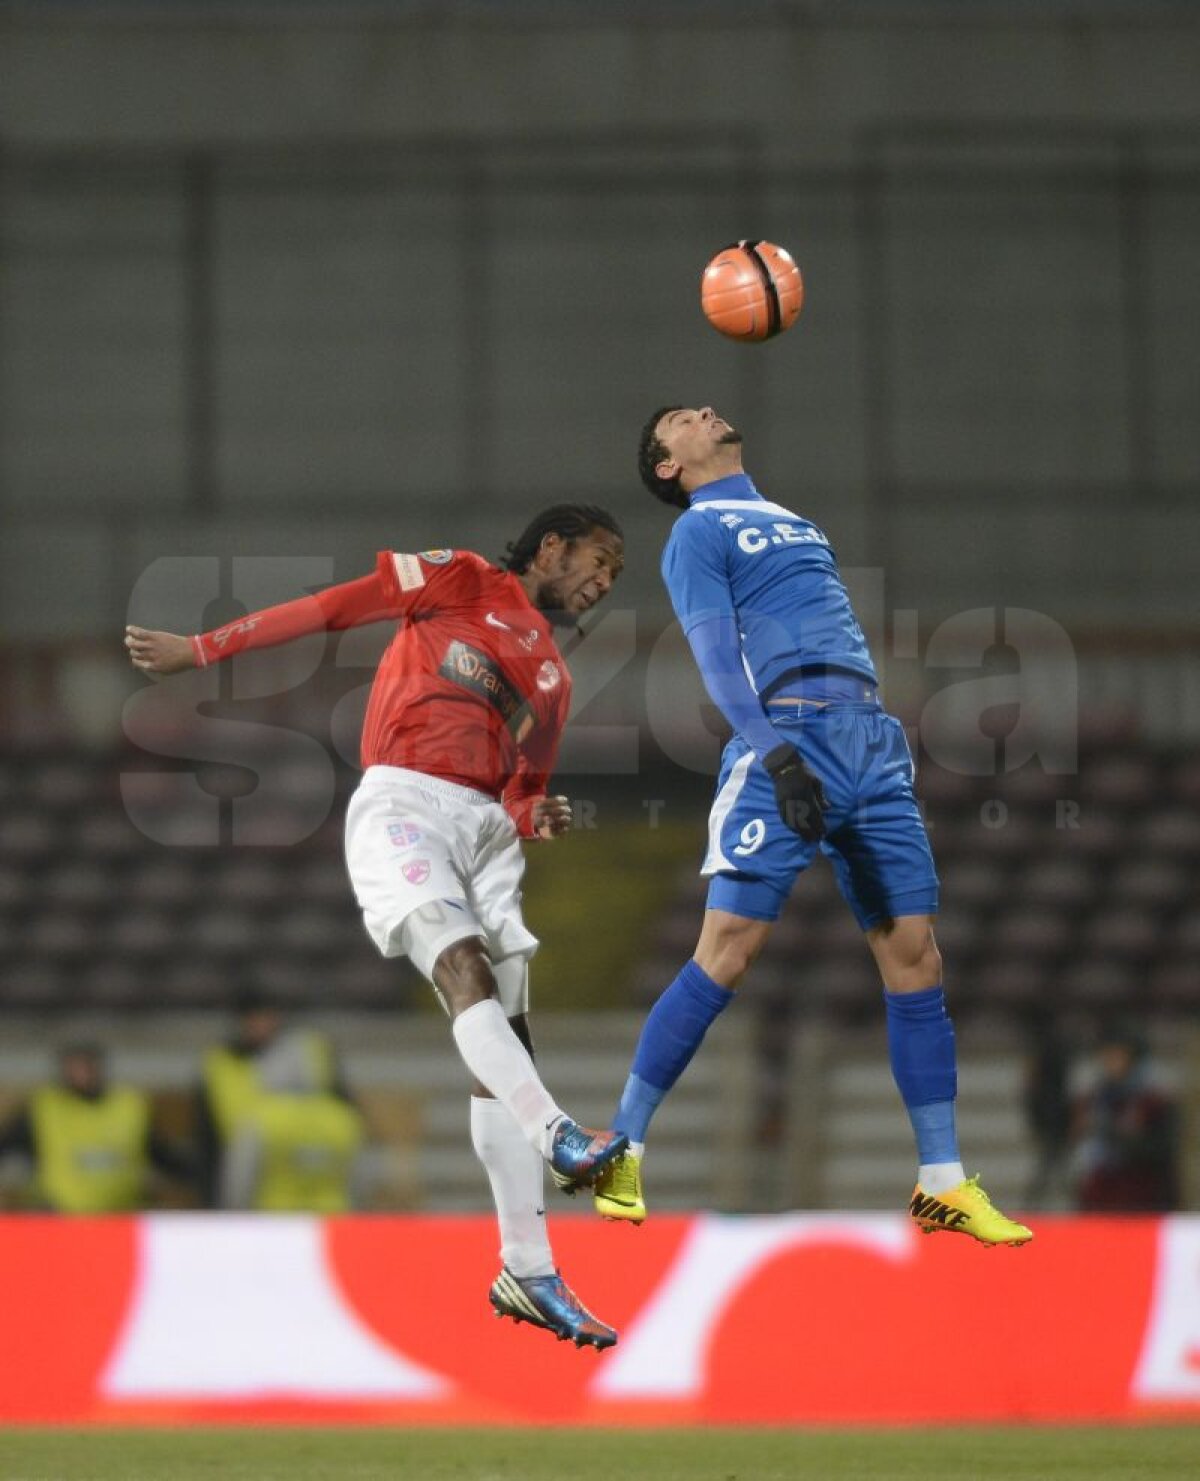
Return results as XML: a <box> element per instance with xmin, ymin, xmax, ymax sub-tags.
<box><xmin>661</xmin><ymin>473</ymin><xmax>877</xmax><ymax>695</ymax></box>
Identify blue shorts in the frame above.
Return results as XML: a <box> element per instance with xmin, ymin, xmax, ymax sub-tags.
<box><xmin>702</xmin><ymin>697</ymin><xmax>939</xmax><ymax>930</ymax></box>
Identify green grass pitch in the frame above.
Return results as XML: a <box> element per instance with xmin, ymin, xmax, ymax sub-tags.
<box><xmin>1</xmin><ymin>1426</ymin><xmax>1196</xmax><ymax>1480</ymax></box>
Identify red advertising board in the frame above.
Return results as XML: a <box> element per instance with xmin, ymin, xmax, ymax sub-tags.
<box><xmin>0</xmin><ymin>1213</ymin><xmax>1197</xmax><ymax>1425</ymax></box>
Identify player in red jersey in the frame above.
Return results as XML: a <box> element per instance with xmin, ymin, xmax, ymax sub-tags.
<box><xmin>125</xmin><ymin>505</ymin><xmax>628</xmax><ymax>1348</ymax></box>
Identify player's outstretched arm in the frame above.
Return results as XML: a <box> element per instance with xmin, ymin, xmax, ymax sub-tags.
<box><xmin>129</xmin><ymin>563</ymin><xmax>416</xmax><ymax>676</ymax></box>
<box><xmin>124</xmin><ymin>626</ymin><xmax>196</xmax><ymax>677</ymax></box>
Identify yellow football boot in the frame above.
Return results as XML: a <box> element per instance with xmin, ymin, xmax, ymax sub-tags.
<box><xmin>909</xmin><ymin>1175</ymin><xmax>1033</xmax><ymax>1247</ymax></box>
<box><xmin>594</xmin><ymin>1151</ymin><xmax>646</xmax><ymax>1225</ymax></box>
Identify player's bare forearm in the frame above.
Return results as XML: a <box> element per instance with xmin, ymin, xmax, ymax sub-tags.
<box><xmin>124</xmin><ymin>626</ymin><xmax>196</xmax><ymax>677</ymax></box>
<box><xmin>531</xmin><ymin>795</ymin><xmax>572</xmax><ymax>840</ymax></box>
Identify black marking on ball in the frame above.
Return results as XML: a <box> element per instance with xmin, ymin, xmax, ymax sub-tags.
<box><xmin>737</xmin><ymin>239</ymin><xmax>782</xmax><ymax>339</ymax></box>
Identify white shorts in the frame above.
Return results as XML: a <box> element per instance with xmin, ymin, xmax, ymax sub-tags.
<box><xmin>344</xmin><ymin>765</ymin><xmax>536</xmax><ymax>1007</ymax></box>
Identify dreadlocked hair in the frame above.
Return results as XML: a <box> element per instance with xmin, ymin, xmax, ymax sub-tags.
<box><xmin>500</xmin><ymin>504</ymin><xmax>623</xmax><ymax>573</ymax></box>
<box><xmin>638</xmin><ymin>405</ymin><xmax>688</xmax><ymax>508</ymax></box>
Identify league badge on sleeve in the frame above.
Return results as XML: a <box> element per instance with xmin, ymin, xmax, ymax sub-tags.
<box><xmin>419</xmin><ymin>550</ymin><xmax>454</xmax><ymax>565</ymax></box>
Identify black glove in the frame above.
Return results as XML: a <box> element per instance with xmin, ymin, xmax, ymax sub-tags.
<box><xmin>764</xmin><ymin>743</ymin><xmax>827</xmax><ymax>842</ymax></box>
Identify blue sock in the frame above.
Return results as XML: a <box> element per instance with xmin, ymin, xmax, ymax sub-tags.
<box><xmin>884</xmin><ymin>985</ymin><xmax>959</xmax><ymax>1165</ymax></box>
<box><xmin>613</xmin><ymin>960</ymin><xmax>733</xmax><ymax>1145</ymax></box>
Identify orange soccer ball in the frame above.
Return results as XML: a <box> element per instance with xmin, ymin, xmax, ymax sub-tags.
<box><xmin>700</xmin><ymin>240</ymin><xmax>804</xmax><ymax>342</ymax></box>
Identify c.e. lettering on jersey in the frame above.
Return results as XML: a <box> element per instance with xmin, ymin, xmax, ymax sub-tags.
<box><xmin>734</xmin><ymin>520</ymin><xmax>830</xmax><ymax>555</ymax></box>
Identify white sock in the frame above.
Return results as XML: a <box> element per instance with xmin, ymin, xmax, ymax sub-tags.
<box><xmin>918</xmin><ymin>1160</ymin><xmax>966</xmax><ymax>1194</ymax></box>
<box><xmin>451</xmin><ymin>998</ymin><xmax>565</xmax><ymax>1156</ymax></box>
<box><xmin>629</xmin><ymin>1141</ymin><xmax>645</xmax><ymax>1159</ymax></box>
<box><xmin>470</xmin><ymin>1096</ymin><xmax>554</xmax><ymax>1279</ymax></box>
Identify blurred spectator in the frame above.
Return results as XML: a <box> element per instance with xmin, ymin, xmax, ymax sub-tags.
<box><xmin>1069</xmin><ymin>1023</ymin><xmax>1181</xmax><ymax>1213</ymax></box>
<box><xmin>194</xmin><ymin>990</ymin><xmax>287</xmax><ymax>1204</ymax></box>
<box><xmin>219</xmin><ymin>1029</ymin><xmax>365</xmax><ymax>1212</ymax></box>
<box><xmin>0</xmin><ymin>1043</ymin><xmax>193</xmax><ymax>1213</ymax></box>
<box><xmin>1022</xmin><ymin>1007</ymin><xmax>1074</xmax><ymax>1209</ymax></box>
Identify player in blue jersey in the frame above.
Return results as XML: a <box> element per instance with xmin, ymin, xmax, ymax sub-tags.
<box><xmin>590</xmin><ymin>405</ymin><xmax>1031</xmax><ymax>1246</ymax></box>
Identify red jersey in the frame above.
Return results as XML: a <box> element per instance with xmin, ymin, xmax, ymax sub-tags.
<box><xmin>191</xmin><ymin>550</ymin><xmax>571</xmax><ymax>837</ymax></box>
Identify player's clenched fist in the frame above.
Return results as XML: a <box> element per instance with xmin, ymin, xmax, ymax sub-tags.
<box><xmin>124</xmin><ymin>625</ymin><xmax>195</xmax><ymax>677</ymax></box>
<box><xmin>531</xmin><ymin>795</ymin><xmax>573</xmax><ymax>840</ymax></box>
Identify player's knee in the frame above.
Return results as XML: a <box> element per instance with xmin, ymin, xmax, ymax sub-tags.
<box><xmin>724</xmin><ymin>936</ymin><xmax>764</xmax><ymax>986</ymax></box>
<box><xmin>695</xmin><ymin>918</ymin><xmax>769</xmax><ymax>989</ymax></box>
<box><xmin>433</xmin><ymin>937</ymin><xmax>497</xmax><ymax>1017</ymax></box>
<box><xmin>872</xmin><ymin>917</ymin><xmax>941</xmax><ymax>989</ymax></box>
<box><xmin>912</xmin><ymin>934</ymin><xmax>942</xmax><ymax>985</ymax></box>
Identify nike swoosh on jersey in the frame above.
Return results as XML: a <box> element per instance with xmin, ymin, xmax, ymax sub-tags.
<box><xmin>484</xmin><ymin>612</ymin><xmax>515</xmax><ymax>631</ymax></box>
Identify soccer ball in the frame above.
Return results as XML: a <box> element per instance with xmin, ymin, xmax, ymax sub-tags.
<box><xmin>701</xmin><ymin>240</ymin><xmax>804</xmax><ymax>342</ymax></box>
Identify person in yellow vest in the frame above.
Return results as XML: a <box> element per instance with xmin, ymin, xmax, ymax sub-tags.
<box><xmin>0</xmin><ymin>1044</ymin><xmax>193</xmax><ymax>1213</ymax></box>
<box><xmin>194</xmin><ymin>990</ymin><xmax>286</xmax><ymax>1205</ymax></box>
<box><xmin>218</xmin><ymin>1029</ymin><xmax>366</xmax><ymax>1212</ymax></box>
